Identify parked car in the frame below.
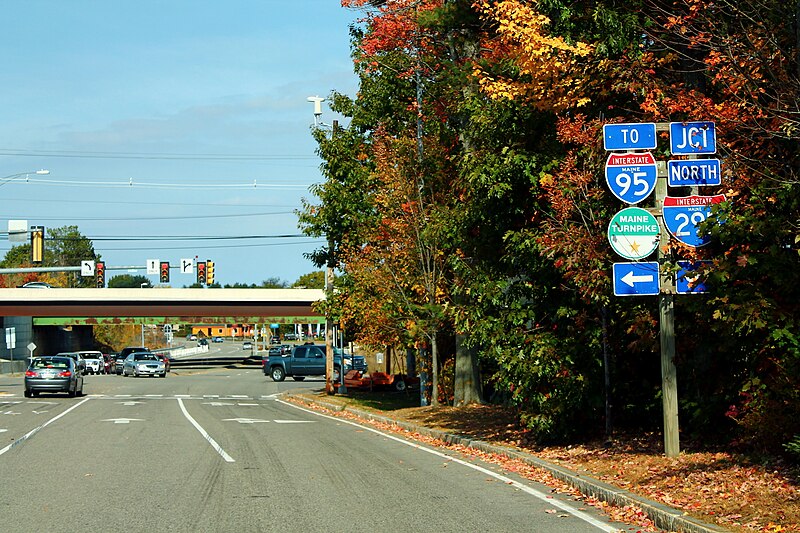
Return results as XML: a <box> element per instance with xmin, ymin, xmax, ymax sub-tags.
<box><xmin>283</xmin><ymin>333</ymin><xmax>297</xmax><ymax>341</ymax></box>
<box><xmin>122</xmin><ymin>352</ymin><xmax>166</xmax><ymax>378</ymax></box>
<box><xmin>19</xmin><ymin>281</ymin><xmax>52</xmax><ymax>288</ymax></box>
<box><xmin>24</xmin><ymin>356</ymin><xmax>84</xmax><ymax>397</ymax></box>
<box><xmin>153</xmin><ymin>352</ymin><xmax>170</xmax><ymax>372</ymax></box>
<box><xmin>212</xmin><ymin>336</ymin><xmax>224</xmax><ymax>343</ymax></box>
<box><xmin>270</xmin><ymin>336</ymin><xmax>280</xmax><ymax>344</ymax></box>
<box><xmin>242</xmin><ymin>341</ymin><xmax>253</xmax><ymax>350</ymax></box>
<box><xmin>78</xmin><ymin>351</ymin><xmax>105</xmax><ymax>374</ymax></box>
<box><xmin>187</xmin><ymin>334</ymin><xmax>197</xmax><ymax>341</ymax></box>
<box><xmin>115</xmin><ymin>346</ymin><xmax>148</xmax><ymax>374</ymax></box>
<box><xmin>268</xmin><ymin>344</ymin><xmax>290</xmax><ymax>357</ymax></box>
<box><xmin>54</xmin><ymin>352</ymin><xmax>87</xmax><ymax>375</ymax></box>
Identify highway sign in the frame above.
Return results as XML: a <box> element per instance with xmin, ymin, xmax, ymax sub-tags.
<box><xmin>607</xmin><ymin>207</ymin><xmax>660</xmax><ymax>260</ymax></box>
<box><xmin>605</xmin><ymin>152</ymin><xmax>658</xmax><ymax>204</ymax></box>
<box><xmin>613</xmin><ymin>262</ymin><xmax>660</xmax><ymax>296</ymax></box>
<box><xmin>663</xmin><ymin>195</ymin><xmax>726</xmax><ymax>247</ymax></box>
<box><xmin>669</xmin><ymin>121</ymin><xmax>716</xmax><ymax>154</ymax></box>
<box><xmin>81</xmin><ymin>260</ymin><xmax>95</xmax><ymax>276</ymax></box>
<box><xmin>676</xmin><ymin>260</ymin><xmax>710</xmax><ymax>294</ymax></box>
<box><xmin>181</xmin><ymin>258</ymin><xmax>194</xmax><ymax>274</ymax></box>
<box><xmin>603</xmin><ymin>123</ymin><xmax>657</xmax><ymax>151</ymax></box>
<box><xmin>667</xmin><ymin>159</ymin><xmax>721</xmax><ymax>187</ymax></box>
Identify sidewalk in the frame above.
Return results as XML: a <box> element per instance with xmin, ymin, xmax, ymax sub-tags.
<box><xmin>287</xmin><ymin>392</ymin><xmax>729</xmax><ymax>533</ymax></box>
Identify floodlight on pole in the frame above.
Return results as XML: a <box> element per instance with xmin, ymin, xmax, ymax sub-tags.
<box><xmin>307</xmin><ymin>96</ymin><xmax>329</xmax><ymax>128</ymax></box>
<box><xmin>0</xmin><ymin>169</ymin><xmax>50</xmax><ymax>188</ymax></box>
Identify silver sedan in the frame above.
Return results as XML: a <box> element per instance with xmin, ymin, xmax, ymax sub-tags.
<box><xmin>122</xmin><ymin>352</ymin><xmax>166</xmax><ymax>378</ymax></box>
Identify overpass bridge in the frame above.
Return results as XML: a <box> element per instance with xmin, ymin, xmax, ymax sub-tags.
<box><xmin>0</xmin><ymin>288</ymin><xmax>326</xmax><ymax>359</ymax></box>
<box><xmin>0</xmin><ymin>288</ymin><xmax>326</xmax><ymax>326</ymax></box>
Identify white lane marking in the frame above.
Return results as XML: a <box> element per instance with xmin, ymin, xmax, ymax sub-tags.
<box><xmin>114</xmin><ymin>394</ymin><xmax>132</xmax><ymax>398</ymax></box>
<box><xmin>176</xmin><ymin>398</ymin><xmax>235</xmax><ymax>463</ymax></box>
<box><xmin>32</xmin><ymin>410</ymin><xmax>50</xmax><ymax>415</ymax></box>
<box><xmin>203</xmin><ymin>395</ymin><xmax>219</xmax><ymax>398</ymax></box>
<box><xmin>223</xmin><ymin>418</ymin><xmax>269</xmax><ymax>424</ymax></box>
<box><xmin>0</xmin><ymin>429</ymin><xmax>6</xmax><ymax>433</ymax></box>
<box><xmin>119</xmin><ymin>401</ymin><xmax>144</xmax><ymax>406</ymax></box>
<box><xmin>144</xmin><ymin>394</ymin><xmax>163</xmax><ymax>398</ymax></box>
<box><xmin>278</xmin><ymin>399</ymin><xmax>619</xmax><ymax>533</ymax></box>
<box><xmin>228</xmin><ymin>395</ymin><xmax>248</xmax><ymax>398</ymax></box>
<box><xmin>175</xmin><ymin>394</ymin><xmax>192</xmax><ymax>398</ymax></box>
<box><xmin>102</xmin><ymin>418</ymin><xmax>144</xmax><ymax>424</ymax></box>
<box><xmin>237</xmin><ymin>403</ymin><xmax>258</xmax><ymax>406</ymax></box>
<box><xmin>27</xmin><ymin>401</ymin><xmax>58</xmax><ymax>405</ymax></box>
<box><xmin>202</xmin><ymin>402</ymin><xmax>235</xmax><ymax>406</ymax></box>
<box><xmin>1</xmin><ymin>411</ymin><xmax>21</xmax><ymax>416</ymax></box>
<box><xmin>0</xmin><ymin>397</ymin><xmax>91</xmax><ymax>457</ymax></box>
<box><xmin>273</xmin><ymin>420</ymin><xmax>314</xmax><ymax>424</ymax></box>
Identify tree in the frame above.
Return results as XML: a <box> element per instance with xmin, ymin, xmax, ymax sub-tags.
<box><xmin>108</xmin><ymin>274</ymin><xmax>151</xmax><ymax>288</ymax></box>
<box><xmin>292</xmin><ymin>271</ymin><xmax>325</xmax><ymax>289</ymax></box>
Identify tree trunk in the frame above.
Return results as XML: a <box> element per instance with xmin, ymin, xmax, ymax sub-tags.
<box><xmin>453</xmin><ymin>332</ymin><xmax>483</xmax><ymax>406</ymax></box>
<box><xmin>431</xmin><ymin>333</ymin><xmax>439</xmax><ymax>407</ymax></box>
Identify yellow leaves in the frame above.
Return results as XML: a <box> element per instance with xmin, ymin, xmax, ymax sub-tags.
<box><xmin>474</xmin><ymin>0</ymin><xmax>596</xmax><ymax>112</ymax></box>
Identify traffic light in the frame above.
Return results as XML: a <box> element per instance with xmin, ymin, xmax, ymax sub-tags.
<box><xmin>95</xmin><ymin>261</ymin><xmax>106</xmax><ymax>288</ymax></box>
<box><xmin>196</xmin><ymin>261</ymin><xmax>207</xmax><ymax>285</ymax></box>
<box><xmin>30</xmin><ymin>226</ymin><xmax>45</xmax><ymax>264</ymax></box>
<box><xmin>206</xmin><ymin>260</ymin><xmax>215</xmax><ymax>285</ymax></box>
<box><xmin>159</xmin><ymin>261</ymin><xmax>170</xmax><ymax>283</ymax></box>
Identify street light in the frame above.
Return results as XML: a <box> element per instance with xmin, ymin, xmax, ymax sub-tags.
<box><xmin>0</xmin><ymin>169</ymin><xmax>50</xmax><ymax>188</ymax></box>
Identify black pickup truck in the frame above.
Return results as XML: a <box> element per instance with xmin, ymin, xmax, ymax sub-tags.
<box><xmin>264</xmin><ymin>344</ymin><xmax>366</xmax><ymax>382</ymax></box>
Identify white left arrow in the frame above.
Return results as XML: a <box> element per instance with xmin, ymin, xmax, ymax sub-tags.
<box><xmin>621</xmin><ymin>270</ymin><xmax>654</xmax><ymax>287</ymax></box>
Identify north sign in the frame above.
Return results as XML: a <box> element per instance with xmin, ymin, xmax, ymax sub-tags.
<box><xmin>605</xmin><ymin>152</ymin><xmax>658</xmax><ymax>204</ymax></box>
<box><xmin>669</xmin><ymin>121</ymin><xmax>716</xmax><ymax>155</ymax></box>
<box><xmin>613</xmin><ymin>262</ymin><xmax>660</xmax><ymax>296</ymax></box>
<box><xmin>607</xmin><ymin>207</ymin><xmax>660</xmax><ymax>260</ymax></box>
<box><xmin>667</xmin><ymin>159</ymin><xmax>721</xmax><ymax>187</ymax></box>
<box><xmin>662</xmin><ymin>195</ymin><xmax>726</xmax><ymax>247</ymax></box>
<box><xmin>603</xmin><ymin>123</ymin><xmax>657</xmax><ymax>151</ymax></box>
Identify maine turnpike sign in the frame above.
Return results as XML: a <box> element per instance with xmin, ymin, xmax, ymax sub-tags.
<box><xmin>602</xmin><ymin>120</ymin><xmax>726</xmax><ymax>458</ymax></box>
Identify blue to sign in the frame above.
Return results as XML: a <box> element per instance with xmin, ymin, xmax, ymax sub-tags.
<box><xmin>667</xmin><ymin>159</ymin><xmax>721</xmax><ymax>187</ymax></box>
<box><xmin>669</xmin><ymin>121</ymin><xmax>716</xmax><ymax>154</ymax></box>
<box><xmin>613</xmin><ymin>262</ymin><xmax>660</xmax><ymax>296</ymax></box>
<box><xmin>676</xmin><ymin>260</ymin><xmax>710</xmax><ymax>294</ymax></box>
<box><xmin>603</xmin><ymin>123</ymin><xmax>657</xmax><ymax>151</ymax></box>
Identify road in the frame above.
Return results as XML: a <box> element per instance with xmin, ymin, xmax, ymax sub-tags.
<box><xmin>0</xmin><ymin>367</ymin><xmax>634</xmax><ymax>533</ymax></box>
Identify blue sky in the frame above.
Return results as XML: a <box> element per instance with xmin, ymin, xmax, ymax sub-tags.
<box><xmin>0</xmin><ymin>1</ymin><xmax>361</xmax><ymax>286</ymax></box>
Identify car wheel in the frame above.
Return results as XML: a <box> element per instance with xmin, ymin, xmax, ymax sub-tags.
<box><xmin>77</xmin><ymin>384</ymin><xmax>84</xmax><ymax>397</ymax></box>
<box><xmin>393</xmin><ymin>377</ymin><xmax>407</xmax><ymax>392</ymax></box>
<box><xmin>24</xmin><ymin>389</ymin><xmax>31</xmax><ymax>398</ymax></box>
<box><xmin>160</xmin><ymin>373</ymin><xmax>166</xmax><ymax>378</ymax></box>
<box><xmin>67</xmin><ymin>387</ymin><xmax>76</xmax><ymax>398</ymax></box>
<box><xmin>270</xmin><ymin>366</ymin><xmax>286</xmax><ymax>382</ymax></box>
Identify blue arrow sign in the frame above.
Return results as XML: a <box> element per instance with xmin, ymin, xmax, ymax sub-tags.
<box><xmin>668</xmin><ymin>159</ymin><xmax>721</xmax><ymax>187</ymax></box>
<box><xmin>663</xmin><ymin>195</ymin><xmax>726</xmax><ymax>247</ymax></box>
<box><xmin>676</xmin><ymin>260</ymin><xmax>711</xmax><ymax>294</ymax></box>
<box><xmin>613</xmin><ymin>262</ymin><xmax>660</xmax><ymax>296</ymax></box>
<box><xmin>669</xmin><ymin>121</ymin><xmax>716</xmax><ymax>154</ymax></box>
<box><xmin>605</xmin><ymin>152</ymin><xmax>658</xmax><ymax>204</ymax></box>
<box><xmin>603</xmin><ymin>123</ymin><xmax>657</xmax><ymax>151</ymax></box>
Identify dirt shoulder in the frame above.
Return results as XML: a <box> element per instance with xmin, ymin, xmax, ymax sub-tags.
<box><xmin>292</xmin><ymin>391</ymin><xmax>799</xmax><ymax>533</ymax></box>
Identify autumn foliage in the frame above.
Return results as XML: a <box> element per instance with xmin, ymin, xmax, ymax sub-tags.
<box><xmin>303</xmin><ymin>0</ymin><xmax>800</xmax><ymax>470</ymax></box>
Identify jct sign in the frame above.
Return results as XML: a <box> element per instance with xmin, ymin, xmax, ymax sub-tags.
<box><xmin>663</xmin><ymin>194</ymin><xmax>726</xmax><ymax>247</ymax></box>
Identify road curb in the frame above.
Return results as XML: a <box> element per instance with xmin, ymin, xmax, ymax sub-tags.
<box><xmin>287</xmin><ymin>393</ymin><xmax>729</xmax><ymax>533</ymax></box>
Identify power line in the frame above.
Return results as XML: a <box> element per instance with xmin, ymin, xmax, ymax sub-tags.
<box><xmin>0</xmin><ymin>211</ymin><xmax>297</xmax><ymax>222</ymax></box>
<box><xmin>0</xmin><ymin>148</ymin><xmax>319</xmax><ymax>161</ymax></box>
<box><xmin>10</xmin><ymin>176</ymin><xmax>313</xmax><ymax>190</ymax></box>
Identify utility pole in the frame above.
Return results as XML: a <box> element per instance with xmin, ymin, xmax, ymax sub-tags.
<box><xmin>324</xmin><ymin>120</ymin><xmax>339</xmax><ymax>395</ymax></box>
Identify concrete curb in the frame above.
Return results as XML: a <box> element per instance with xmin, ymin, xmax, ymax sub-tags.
<box><xmin>288</xmin><ymin>393</ymin><xmax>729</xmax><ymax>533</ymax></box>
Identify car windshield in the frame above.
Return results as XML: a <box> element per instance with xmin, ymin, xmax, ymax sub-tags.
<box><xmin>31</xmin><ymin>358</ymin><xmax>70</xmax><ymax>369</ymax></box>
<box><xmin>133</xmin><ymin>353</ymin><xmax>158</xmax><ymax>361</ymax></box>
